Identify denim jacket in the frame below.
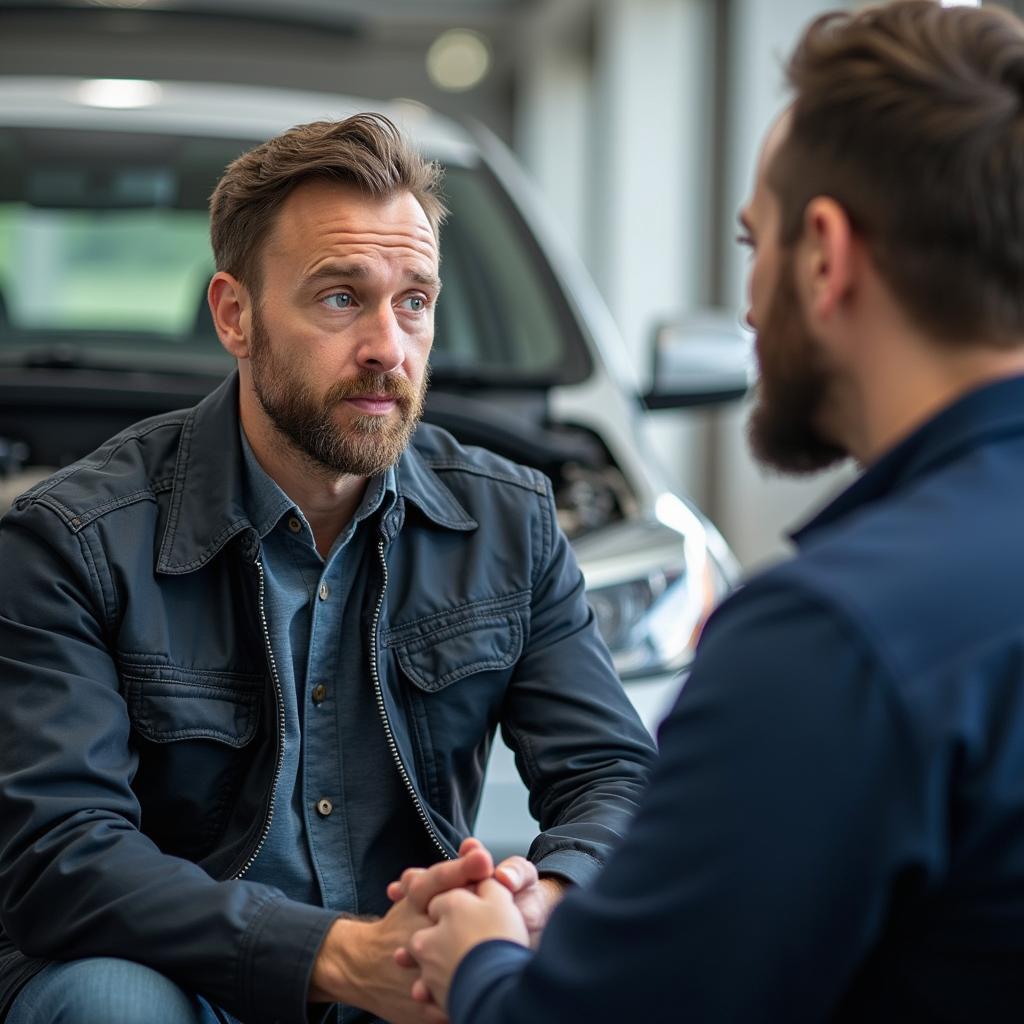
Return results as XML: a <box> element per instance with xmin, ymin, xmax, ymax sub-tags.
<box><xmin>0</xmin><ymin>373</ymin><xmax>655</xmax><ymax>1024</ymax></box>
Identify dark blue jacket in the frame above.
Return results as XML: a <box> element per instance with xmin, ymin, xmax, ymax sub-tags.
<box><xmin>448</xmin><ymin>375</ymin><xmax>1024</xmax><ymax>1023</ymax></box>
<box><xmin>0</xmin><ymin>374</ymin><xmax>655</xmax><ymax>1024</ymax></box>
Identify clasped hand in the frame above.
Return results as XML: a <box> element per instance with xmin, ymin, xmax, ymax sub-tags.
<box><xmin>389</xmin><ymin>837</ymin><xmax>563</xmax><ymax>1013</ymax></box>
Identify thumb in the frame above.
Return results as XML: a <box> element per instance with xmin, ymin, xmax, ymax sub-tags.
<box><xmin>494</xmin><ymin>856</ymin><xmax>539</xmax><ymax>894</ymax></box>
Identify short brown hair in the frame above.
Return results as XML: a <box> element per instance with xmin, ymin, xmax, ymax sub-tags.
<box><xmin>209</xmin><ymin>113</ymin><xmax>447</xmax><ymax>294</ymax></box>
<box><xmin>769</xmin><ymin>1</ymin><xmax>1024</xmax><ymax>345</ymax></box>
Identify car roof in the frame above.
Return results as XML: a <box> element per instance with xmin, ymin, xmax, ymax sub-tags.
<box><xmin>0</xmin><ymin>75</ymin><xmax>480</xmax><ymax>166</ymax></box>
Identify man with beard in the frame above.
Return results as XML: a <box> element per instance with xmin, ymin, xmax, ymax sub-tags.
<box><xmin>0</xmin><ymin>114</ymin><xmax>656</xmax><ymax>1024</ymax></box>
<box><xmin>389</xmin><ymin>4</ymin><xmax>1024</xmax><ymax>1023</ymax></box>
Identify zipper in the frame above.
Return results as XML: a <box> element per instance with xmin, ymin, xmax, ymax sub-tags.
<box><xmin>233</xmin><ymin>558</ymin><xmax>287</xmax><ymax>879</ymax></box>
<box><xmin>370</xmin><ymin>535</ymin><xmax>451</xmax><ymax>860</ymax></box>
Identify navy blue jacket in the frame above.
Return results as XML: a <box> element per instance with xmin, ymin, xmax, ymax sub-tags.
<box><xmin>448</xmin><ymin>375</ymin><xmax>1024</xmax><ymax>1023</ymax></box>
<box><xmin>0</xmin><ymin>374</ymin><xmax>655</xmax><ymax>1023</ymax></box>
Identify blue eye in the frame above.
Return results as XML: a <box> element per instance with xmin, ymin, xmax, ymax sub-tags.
<box><xmin>323</xmin><ymin>293</ymin><xmax>353</xmax><ymax>309</ymax></box>
<box><xmin>402</xmin><ymin>296</ymin><xmax>427</xmax><ymax>312</ymax></box>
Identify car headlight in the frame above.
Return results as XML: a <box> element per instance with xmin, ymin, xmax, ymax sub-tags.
<box><xmin>575</xmin><ymin>493</ymin><xmax>730</xmax><ymax>679</ymax></box>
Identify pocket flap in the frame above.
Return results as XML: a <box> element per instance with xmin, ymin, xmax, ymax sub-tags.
<box><xmin>122</xmin><ymin>667</ymin><xmax>263</xmax><ymax>747</ymax></box>
<box><xmin>394</xmin><ymin>615</ymin><xmax>524</xmax><ymax>692</ymax></box>
<box><xmin>385</xmin><ymin>592</ymin><xmax>529</xmax><ymax>693</ymax></box>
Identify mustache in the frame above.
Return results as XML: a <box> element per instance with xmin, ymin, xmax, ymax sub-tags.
<box><xmin>324</xmin><ymin>371</ymin><xmax>420</xmax><ymax>406</ymax></box>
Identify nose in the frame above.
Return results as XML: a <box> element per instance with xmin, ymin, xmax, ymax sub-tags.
<box><xmin>356</xmin><ymin>304</ymin><xmax>405</xmax><ymax>374</ymax></box>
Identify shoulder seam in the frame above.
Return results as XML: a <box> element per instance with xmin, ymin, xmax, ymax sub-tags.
<box><xmin>423</xmin><ymin>457</ymin><xmax>548</xmax><ymax>495</ymax></box>
<box><xmin>19</xmin><ymin>417</ymin><xmax>186</xmax><ymax>523</ymax></box>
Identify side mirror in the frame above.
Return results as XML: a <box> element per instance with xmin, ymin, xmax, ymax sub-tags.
<box><xmin>642</xmin><ymin>309</ymin><xmax>755</xmax><ymax>410</ymax></box>
<box><xmin>0</xmin><ymin>437</ymin><xmax>28</xmax><ymax>478</ymax></box>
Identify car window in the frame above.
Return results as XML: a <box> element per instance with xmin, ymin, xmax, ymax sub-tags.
<box><xmin>0</xmin><ymin>126</ymin><xmax>588</xmax><ymax>384</ymax></box>
<box><xmin>0</xmin><ymin>205</ymin><xmax>211</xmax><ymax>336</ymax></box>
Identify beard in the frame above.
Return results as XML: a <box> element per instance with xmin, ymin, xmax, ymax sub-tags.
<box><xmin>248</xmin><ymin>307</ymin><xmax>427</xmax><ymax>478</ymax></box>
<box><xmin>747</xmin><ymin>250</ymin><xmax>847</xmax><ymax>475</ymax></box>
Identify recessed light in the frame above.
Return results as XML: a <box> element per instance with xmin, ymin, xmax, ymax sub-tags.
<box><xmin>427</xmin><ymin>30</ymin><xmax>491</xmax><ymax>93</ymax></box>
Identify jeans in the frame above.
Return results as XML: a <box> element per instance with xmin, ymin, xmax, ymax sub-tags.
<box><xmin>6</xmin><ymin>958</ymin><xmax>242</xmax><ymax>1024</ymax></box>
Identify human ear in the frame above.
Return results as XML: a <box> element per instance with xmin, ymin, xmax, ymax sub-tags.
<box><xmin>799</xmin><ymin>196</ymin><xmax>855</xmax><ymax>325</ymax></box>
<box><xmin>208</xmin><ymin>272</ymin><xmax>252</xmax><ymax>359</ymax></box>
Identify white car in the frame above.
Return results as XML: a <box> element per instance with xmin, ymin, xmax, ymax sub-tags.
<box><xmin>0</xmin><ymin>77</ymin><xmax>747</xmax><ymax>857</ymax></box>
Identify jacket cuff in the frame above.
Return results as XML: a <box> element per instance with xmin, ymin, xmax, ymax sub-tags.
<box><xmin>449</xmin><ymin>940</ymin><xmax>532</xmax><ymax>1024</ymax></box>
<box><xmin>240</xmin><ymin>896</ymin><xmax>339</xmax><ymax>1024</ymax></box>
<box><xmin>531</xmin><ymin>847</ymin><xmax>604</xmax><ymax>889</ymax></box>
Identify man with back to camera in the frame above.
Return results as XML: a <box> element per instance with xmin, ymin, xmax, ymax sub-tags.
<box><xmin>0</xmin><ymin>114</ymin><xmax>656</xmax><ymax>1024</ymax></box>
<box><xmin>388</xmin><ymin>3</ymin><xmax>1024</xmax><ymax>1021</ymax></box>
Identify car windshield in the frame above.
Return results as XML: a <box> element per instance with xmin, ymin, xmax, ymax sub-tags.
<box><xmin>0</xmin><ymin>126</ymin><xmax>588</xmax><ymax>384</ymax></box>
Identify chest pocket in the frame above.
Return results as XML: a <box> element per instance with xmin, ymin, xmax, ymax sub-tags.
<box><xmin>120</xmin><ymin>659</ymin><xmax>264</xmax><ymax>746</ymax></box>
<box><xmin>117</xmin><ymin>654</ymin><xmax>267</xmax><ymax>860</ymax></box>
<box><xmin>384</xmin><ymin>590</ymin><xmax>530</xmax><ymax>692</ymax></box>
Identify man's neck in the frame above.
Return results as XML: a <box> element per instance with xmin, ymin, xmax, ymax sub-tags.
<box><xmin>240</xmin><ymin>404</ymin><xmax>369</xmax><ymax>559</ymax></box>
<box><xmin>850</xmin><ymin>340</ymin><xmax>1024</xmax><ymax>466</ymax></box>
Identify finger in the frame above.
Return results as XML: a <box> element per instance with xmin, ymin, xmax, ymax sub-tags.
<box><xmin>393</xmin><ymin>945</ymin><xmax>417</xmax><ymax>968</ymax></box>
<box><xmin>411</xmin><ymin>977</ymin><xmax>433</xmax><ymax>1003</ymax></box>
<box><xmin>425</xmin><ymin>1003</ymin><xmax>448</xmax><ymax>1024</ymax></box>
<box><xmin>493</xmin><ymin>856</ymin><xmax>538</xmax><ymax>894</ymax></box>
<box><xmin>458</xmin><ymin>836</ymin><xmax>487</xmax><ymax>857</ymax></box>
<box><xmin>399</xmin><ymin>866</ymin><xmax>427</xmax><ymax>893</ymax></box>
<box><xmin>393</xmin><ymin>866</ymin><xmax>429</xmax><ymax>908</ymax></box>
<box><xmin>478</xmin><ymin>877</ymin><xmax>518</xmax><ymax>903</ymax></box>
<box><xmin>406</xmin><ymin>849</ymin><xmax>493</xmax><ymax>911</ymax></box>
<box><xmin>425</xmin><ymin>887</ymin><xmax>474</xmax><ymax>923</ymax></box>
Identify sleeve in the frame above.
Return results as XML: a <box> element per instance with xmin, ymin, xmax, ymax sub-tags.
<box><xmin>451</xmin><ymin>578</ymin><xmax>934</xmax><ymax>1023</ymax></box>
<box><xmin>0</xmin><ymin>505</ymin><xmax>338</xmax><ymax>1024</ymax></box>
<box><xmin>499</xmin><ymin>479</ymin><xmax>657</xmax><ymax>887</ymax></box>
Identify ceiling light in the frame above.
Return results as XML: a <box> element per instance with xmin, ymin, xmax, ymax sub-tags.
<box><xmin>426</xmin><ymin>30</ymin><xmax>491</xmax><ymax>93</ymax></box>
<box><xmin>76</xmin><ymin>79</ymin><xmax>163</xmax><ymax>109</ymax></box>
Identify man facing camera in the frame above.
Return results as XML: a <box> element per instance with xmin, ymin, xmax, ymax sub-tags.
<box><xmin>0</xmin><ymin>114</ymin><xmax>655</xmax><ymax>1024</ymax></box>
<box><xmin>399</xmin><ymin>4</ymin><xmax>1024</xmax><ymax>1022</ymax></box>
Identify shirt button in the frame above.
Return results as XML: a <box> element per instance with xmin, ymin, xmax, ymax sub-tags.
<box><xmin>316</xmin><ymin>798</ymin><xmax>334</xmax><ymax>817</ymax></box>
<box><xmin>287</xmin><ymin>516</ymin><xmax>302</xmax><ymax>534</ymax></box>
<box><xmin>312</xmin><ymin>683</ymin><xmax>327</xmax><ymax>705</ymax></box>
<box><xmin>318</xmin><ymin>582</ymin><xmax>330</xmax><ymax>601</ymax></box>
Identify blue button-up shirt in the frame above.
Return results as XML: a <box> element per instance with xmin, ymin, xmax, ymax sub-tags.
<box><xmin>239</xmin><ymin>432</ymin><xmax>441</xmax><ymax>1024</ymax></box>
<box><xmin>241</xmin><ymin>436</ymin><xmax>450</xmax><ymax>1019</ymax></box>
<box><xmin>240</xmin><ymin>429</ymin><xmax>400</xmax><ymax>912</ymax></box>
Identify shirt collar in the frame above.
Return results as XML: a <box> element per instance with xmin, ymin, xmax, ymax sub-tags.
<box><xmin>239</xmin><ymin>424</ymin><xmax>397</xmax><ymax>542</ymax></box>
<box><xmin>792</xmin><ymin>373</ymin><xmax>1024</xmax><ymax>546</ymax></box>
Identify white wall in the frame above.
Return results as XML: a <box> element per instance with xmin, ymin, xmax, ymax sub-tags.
<box><xmin>516</xmin><ymin>0</ymin><xmax>718</xmax><ymax>510</ymax></box>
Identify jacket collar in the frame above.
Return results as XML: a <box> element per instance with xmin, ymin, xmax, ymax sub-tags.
<box><xmin>394</xmin><ymin>438</ymin><xmax>478</xmax><ymax>532</ymax></box>
<box><xmin>792</xmin><ymin>373</ymin><xmax>1024</xmax><ymax>546</ymax></box>
<box><xmin>157</xmin><ymin>372</ymin><xmax>476</xmax><ymax>575</ymax></box>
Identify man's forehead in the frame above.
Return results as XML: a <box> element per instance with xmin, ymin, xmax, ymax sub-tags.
<box><xmin>744</xmin><ymin>110</ymin><xmax>792</xmax><ymax>221</ymax></box>
<box><xmin>270</xmin><ymin>179</ymin><xmax>438</xmax><ymax>258</ymax></box>
<box><xmin>759</xmin><ymin>111</ymin><xmax>792</xmax><ymax>176</ymax></box>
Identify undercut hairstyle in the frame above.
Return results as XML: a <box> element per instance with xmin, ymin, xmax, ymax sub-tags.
<box><xmin>769</xmin><ymin>1</ymin><xmax>1024</xmax><ymax>346</ymax></box>
<box><xmin>209</xmin><ymin>113</ymin><xmax>447</xmax><ymax>296</ymax></box>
